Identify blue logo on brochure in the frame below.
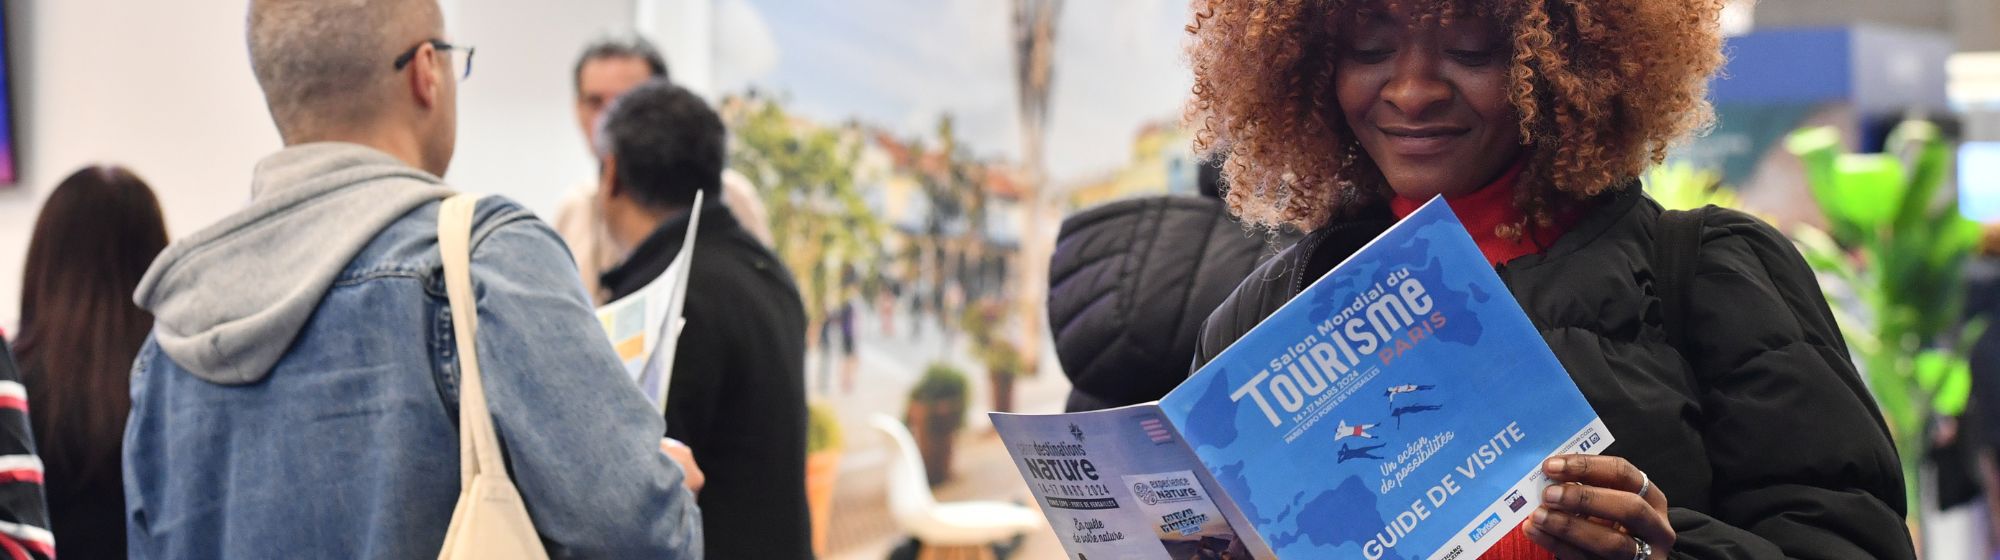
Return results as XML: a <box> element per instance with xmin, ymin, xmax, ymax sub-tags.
<box><xmin>1469</xmin><ymin>513</ymin><xmax>1504</xmax><ymax>542</ymax></box>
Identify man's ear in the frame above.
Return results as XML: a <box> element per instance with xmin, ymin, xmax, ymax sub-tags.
<box><xmin>408</xmin><ymin>43</ymin><xmax>443</xmax><ymax>110</ymax></box>
<box><xmin>598</xmin><ymin>156</ymin><xmax>622</xmax><ymax>200</ymax></box>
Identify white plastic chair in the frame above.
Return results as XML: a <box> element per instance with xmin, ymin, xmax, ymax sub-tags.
<box><xmin>871</xmin><ymin>415</ymin><xmax>1043</xmax><ymax>560</ymax></box>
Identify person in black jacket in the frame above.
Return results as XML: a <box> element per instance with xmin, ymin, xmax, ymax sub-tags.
<box><xmin>1182</xmin><ymin>1</ymin><xmax>1912</xmax><ymax>558</ymax></box>
<box><xmin>1047</xmin><ymin>162</ymin><xmax>1279</xmax><ymax>411</ymax></box>
<box><xmin>1963</xmin><ymin>238</ymin><xmax>2000</xmax><ymax>552</ymax></box>
<box><xmin>594</xmin><ymin>79</ymin><xmax>812</xmax><ymax>559</ymax></box>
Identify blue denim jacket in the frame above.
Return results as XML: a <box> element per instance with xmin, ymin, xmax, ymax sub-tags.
<box><xmin>125</xmin><ymin>144</ymin><xmax>700</xmax><ymax>558</ymax></box>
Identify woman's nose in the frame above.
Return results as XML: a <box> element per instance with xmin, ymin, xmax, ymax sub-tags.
<box><xmin>1381</xmin><ymin>57</ymin><xmax>1453</xmax><ymax>118</ymax></box>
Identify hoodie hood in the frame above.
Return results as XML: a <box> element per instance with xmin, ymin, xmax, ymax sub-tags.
<box><xmin>134</xmin><ymin>142</ymin><xmax>454</xmax><ymax>384</ymax></box>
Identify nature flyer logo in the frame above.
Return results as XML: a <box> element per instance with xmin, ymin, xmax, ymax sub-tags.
<box><xmin>1133</xmin><ymin>482</ymin><xmax>1157</xmax><ymax>506</ymax></box>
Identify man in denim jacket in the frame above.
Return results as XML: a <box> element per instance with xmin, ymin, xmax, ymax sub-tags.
<box><xmin>121</xmin><ymin>1</ymin><xmax>702</xmax><ymax>557</ymax></box>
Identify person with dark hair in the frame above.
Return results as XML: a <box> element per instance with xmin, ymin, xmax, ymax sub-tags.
<box><xmin>556</xmin><ymin>33</ymin><xmax>771</xmax><ymax>303</ymax></box>
<box><xmin>123</xmin><ymin>1</ymin><xmax>700</xmax><ymax>557</ymax></box>
<box><xmin>595</xmin><ymin>79</ymin><xmax>811</xmax><ymax>560</ymax></box>
<box><xmin>15</xmin><ymin>165</ymin><xmax>167</xmax><ymax>559</ymax></box>
<box><xmin>572</xmin><ymin>33</ymin><xmax>670</xmax><ymax>145</ymax></box>
<box><xmin>1185</xmin><ymin>0</ymin><xmax>1910</xmax><ymax>558</ymax></box>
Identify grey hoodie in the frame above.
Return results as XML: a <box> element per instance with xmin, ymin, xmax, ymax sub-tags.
<box><xmin>133</xmin><ymin>143</ymin><xmax>454</xmax><ymax>384</ymax></box>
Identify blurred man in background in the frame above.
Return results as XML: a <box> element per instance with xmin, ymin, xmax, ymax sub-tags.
<box><xmin>556</xmin><ymin>34</ymin><xmax>770</xmax><ymax>303</ymax></box>
<box><xmin>594</xmin><ymin>79</ymin><xmax>812</xmax><ymax>559</ymax></box>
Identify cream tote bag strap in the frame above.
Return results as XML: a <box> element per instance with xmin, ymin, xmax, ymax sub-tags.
<box><xmin>436</xmin><ymin>194</ymin><xmax>551</xmax><ymax>560</ymax></box>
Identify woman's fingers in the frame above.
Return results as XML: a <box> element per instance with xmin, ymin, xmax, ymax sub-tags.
<box><xmin>1545</xmin><ymin>454</ymin><xmax>1668</xmax><ymax>511</ymax></box>
<box><xmin>1537</xmin><ymin>455</ymin><xmax>1677</xmax><ymax>557</ymax></box>
<box><xmin>1523</xmin><ymin>514</ymin><xmax>1596</xmax><ymax>560</ymax></box>
<box><xmin>1542</xmin><ymin>483</ymin><xmax>1673</xmax><ymax>546</ymax></box>
<box><xmin>1527</xmin><ymin>506</ymin><xmax>1648</xmax><ymax>559</ymax></box>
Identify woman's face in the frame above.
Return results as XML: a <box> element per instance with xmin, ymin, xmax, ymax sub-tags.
<box><xmin>1336</xmin><ymin>6</ymin><xmax>1523</xmax><ymax>201</ymax></box>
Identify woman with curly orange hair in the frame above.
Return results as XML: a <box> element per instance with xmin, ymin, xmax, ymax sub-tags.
<box><xmin>1186</xmin><ymin>1</ymin><xmax>1914</xmax><ymax>559</ymax></box>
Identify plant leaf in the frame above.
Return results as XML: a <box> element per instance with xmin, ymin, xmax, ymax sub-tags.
<box><xmin>1934</xmin><ymin>358</ymin><xmax>1973</xmax><ymax>417</ymax></box>
<box><xmin>1915</xmin><ymin>350</ymin><xmax>1952</xmax><ymax>392</ymax></box>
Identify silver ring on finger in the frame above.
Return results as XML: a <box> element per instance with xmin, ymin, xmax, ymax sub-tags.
<box><xmin>1636</xmin><ymin>471</ymin><xmax>1652</xmax><ymax>499</ymax></box>
<box><xmin>1630</xmin><ymin>535</ymin><xmax>1652</xmax><ymax>560</ymax></box>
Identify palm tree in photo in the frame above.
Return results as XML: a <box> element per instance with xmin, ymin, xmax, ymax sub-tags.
<box><xmin>1011</xmin><ymin>0</ymin><xmax>1062</xmax><ymax>372</ymax></box>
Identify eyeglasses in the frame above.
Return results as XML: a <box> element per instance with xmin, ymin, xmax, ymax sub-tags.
<box><xmin>392</xmin><ymin>39</ymin><xmax>475</xmax><ymax>81</ymax></box>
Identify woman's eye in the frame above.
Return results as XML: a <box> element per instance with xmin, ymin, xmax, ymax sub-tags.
<box><xmin>1347</xmin><ymin>48</ymin><xmax>1393</xmax><ymax>64</ymax></box>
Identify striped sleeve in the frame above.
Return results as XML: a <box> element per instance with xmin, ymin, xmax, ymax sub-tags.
<box><xmin>0</xmin><ymin>337</ymin><xmax>52</xmax><ymax>560</ymax></box>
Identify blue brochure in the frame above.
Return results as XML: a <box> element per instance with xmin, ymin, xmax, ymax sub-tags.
<box><xmin>994</xmin><ymin>197</ymin><xmax>1612</xmax><ymax>560</ymax></box>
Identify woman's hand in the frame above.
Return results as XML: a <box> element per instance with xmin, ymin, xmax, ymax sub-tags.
<box><xmin>1524</xmin><ymin>455</ymin><xmax>1674</xmax><ymax>560</ymax></box>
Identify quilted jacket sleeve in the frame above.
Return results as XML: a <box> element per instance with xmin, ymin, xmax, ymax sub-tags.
<box><xmin>1051</xmin><ymin>196</ymin><xmax>1271</xmax><ymax>410</ymax></box>
<box><xmin>1669</xmin><ymin>209</ymin><xmax>1914</xmax><ymax>559</ymax></box>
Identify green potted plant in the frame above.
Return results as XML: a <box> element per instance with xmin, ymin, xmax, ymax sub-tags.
<box><xmin>979</xmin><ymin>338</ymin><xmax>1030</xmax><ymax>413</ymax></box>
<box><xmin>962</xmin><ymin>299</ymin><xmax>1031</xmax><ymax>413</ymax></box>
<box><xmin>1786</xmin><ymin>122</ymin><xmax>1984</xmax><ymax>528</ymax></box>
<box><xmin>804</xmin><ymin>402</ymin><xmax>844</xmax><ymax>557</ymax></box>
<box><xmin>906</xmin><ymin>363</ymin><xmax>970</xmax><ymax>486</ymax></box>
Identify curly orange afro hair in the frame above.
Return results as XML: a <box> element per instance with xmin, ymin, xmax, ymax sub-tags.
<box><xmin>1186</xmin><ymin>0</ymin><xmax>1727</xmax><ymax>231</ymax></box>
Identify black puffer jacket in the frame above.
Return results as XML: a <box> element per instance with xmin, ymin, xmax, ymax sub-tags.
<box><xmin>1196</xmin><ymin>187</ymin><xmax>1914</xmax><ymax>559</ymax></box>
<box><xmin>1048</xmin><ymin>196</ymin><xmax>1274</xmax><ymax>412</ymax></box>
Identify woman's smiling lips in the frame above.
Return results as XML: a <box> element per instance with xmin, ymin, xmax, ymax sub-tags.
<box><xmin>1378</xmin><ymin>124</ymin><xmax>1470</xmax><ymax>156</ymax></box>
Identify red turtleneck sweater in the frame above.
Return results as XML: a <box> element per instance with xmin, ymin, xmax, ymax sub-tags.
<box><xmin>1389</xmin><ymin>162</ymin><xmax>1571</xmax><ymax>559</ymax></box>
<box><xmin>1387</xmin><ymin>161</ymin><xmax>1579</xmax><ymax>268</ymax></box>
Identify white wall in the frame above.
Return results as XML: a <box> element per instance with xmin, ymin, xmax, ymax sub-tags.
<box><xmin>0</xmin><ymin>0</ymin><xmax>704</xmax><ymax>331</ymax></box>
<box><xmin>0</xmin><ymin>0</ymin><xmax>279</xmax><ymax>333</ymax></box>
<box><xmin>448</xmin><ymin>0</ymin><xmax>638</xmax><ymax>214</ymax></box>
<box><xmin>638</xmin><ymin>0</ymin><xmax>715</xmax><ymax>98</ymax></box>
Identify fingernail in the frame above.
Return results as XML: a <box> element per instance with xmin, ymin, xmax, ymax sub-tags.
<box><xmin>1532</xmin><ymin>507</ymin><xmax>1548</xmax><ymax>523</ymax></box>
<box><xmin>1545</xmin><ymin>457</ymin><xmax>1566</xmax><ymax>474</ymax></box>
<box><xmin>1543</xmin><ymin>484</ymin><xmax>1564</xmax><ymax>503</ymax></box>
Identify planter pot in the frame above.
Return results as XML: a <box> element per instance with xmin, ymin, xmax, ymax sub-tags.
<box><xmin>805</xmin><ymin>450</ymin><xmax>841</xmax><ymax>557</ymax></box>
<box><xmin>907</xmin><ymin>401</ymin><xmax>962</xmax><ymax>486</ymax></box>
<box><xmin>988</xmin><ymin>372</ymin><xmax>1016</xmax><ymax>413</ymax></box>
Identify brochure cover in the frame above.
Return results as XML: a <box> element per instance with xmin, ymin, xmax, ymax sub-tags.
<box><xmin>594</xmin><ymin>190</ymin><xmax>702</xmax><ymax>413</ymax></box>
<box><xmin>991</xmin><ymin>407</ymin><xmax>1259</xmax><ymax>560</ymax></box>
<box><xmin>994</xmin><ymin>197</ymin><xmax>1612</xmax><ymax>560</ymax></box>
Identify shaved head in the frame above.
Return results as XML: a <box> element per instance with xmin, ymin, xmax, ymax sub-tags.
<box><xmin>247</xmin><ymin>0</ymin><xmax>443</xmax><ymax>141</ymax></box>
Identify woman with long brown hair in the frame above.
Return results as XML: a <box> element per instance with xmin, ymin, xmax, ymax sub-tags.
<box><xmin>16</xmin><ymin>165</ymin><xmax>168</xmax><ymax>559</ymax></box>
<box><xmin>1187</xmin><ymin>0</ymin><xmax>1911</xmax><ymax>558</ymax></box>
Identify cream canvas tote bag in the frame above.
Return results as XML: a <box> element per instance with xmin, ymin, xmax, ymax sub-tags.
<box><xmin>436</xmin><ymin>194</ymin><xmax>551</xmax><ymax>560</ymax></box>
